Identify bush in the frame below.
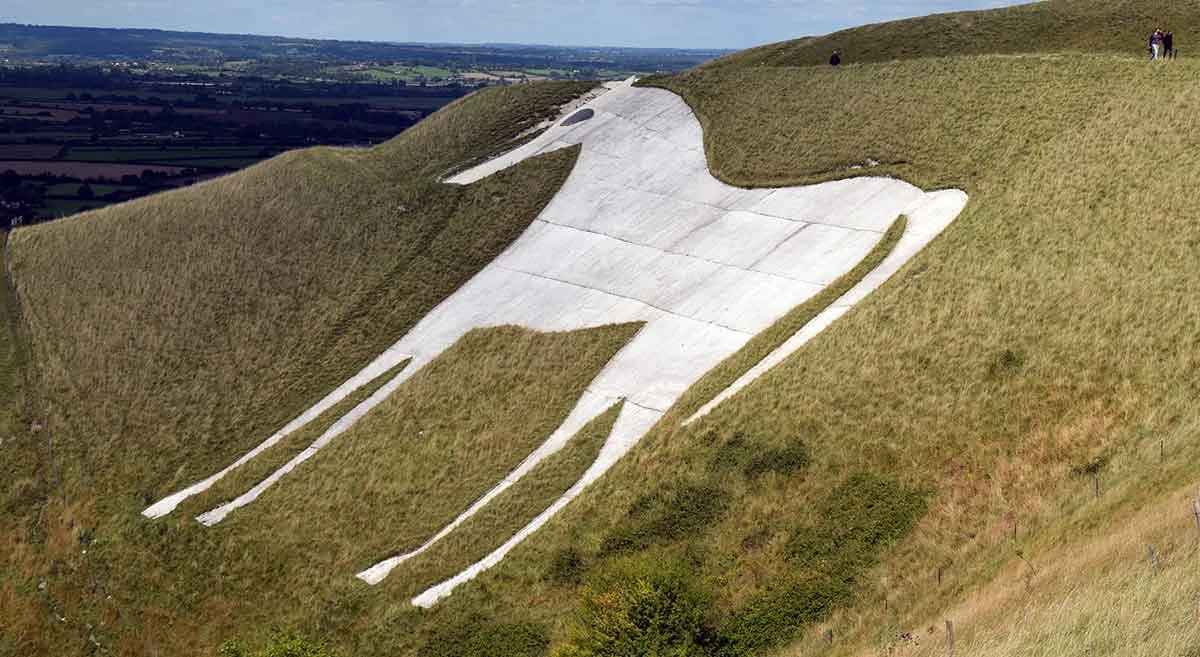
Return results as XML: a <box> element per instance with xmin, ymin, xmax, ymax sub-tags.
<box><xmin>600</xmin><ymin>483</ymin><xmax>729</xmax><ymax>555</ymax></box>
<box><xmin>555</xmin><ymin>565</ymin><xmax>715</xmax><ymax>657</ymax></box>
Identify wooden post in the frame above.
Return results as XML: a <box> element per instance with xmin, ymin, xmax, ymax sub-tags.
<box><xmin>946</xmin><ymin>619</ymin><xmax>956</xmax><ymax>657</ymax></box>
<box><xmin>1159</xmin><ymin>439</ymin><xmax>1165</xmax><ymax>464</ymax></box>
<box><xmin>1192</xmin><ymin>500</ymin><xmax>1200</xmax><ymax>533</ymax></box>
<box><xmin>1092</xmin><ymin>472</ymin><xmax>1100</xmax><ymax>499</ymax></box>
<box><xmin>937</xmin><ymin>566</ymin><xmax>943</xmax><ymax>587</ymax></box>
<box><xmin>1149</xmin><ymin>544</ymin><xmax>1161</xmax><ymax>572</ymax></box>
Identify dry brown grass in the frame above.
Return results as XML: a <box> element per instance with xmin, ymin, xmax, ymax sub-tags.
<box><xmin>851</xmin><ymin>482</ymin><xmax>1200</xmax><ymax>657</ymax></box>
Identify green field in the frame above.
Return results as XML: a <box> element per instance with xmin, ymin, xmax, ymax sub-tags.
<box><xmin>43</xmin><ymin>183</ymin><xmax>138</xmax><ymax>197</ymax></box>
<box><xmin>41</xmin><ymin>198</ymin><xmax>108</xmax><ymax>217</ymax></box>
<box><xmin>64</xmin><ymin>147</ymin><xmax>269</xmax><ymax>163</ymax></box>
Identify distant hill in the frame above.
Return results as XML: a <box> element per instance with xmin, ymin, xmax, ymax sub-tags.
<box><xmin>0</xmin><ymin>23</ymin><xmax>729</xmax><ymax>71</ymax></box>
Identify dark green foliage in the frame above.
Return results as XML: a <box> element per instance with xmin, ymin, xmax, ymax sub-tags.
<box><xmin>715</xmin><ymin>580</ymin><xmax>849</xmax><ymax>657</ymax></box>
<box><xmin>547</xmin><ymin>547</ymin><xmax>586</xmax><ymax>585</ymax></box>
<box><xmin>573</xmin><ymin>473</ymin><xmax>925</xmax><ymax>657</ymax></box>
<box><xmin>716</xmin><ymin>472</ymin><xmax>927</xmax><ymax>657</ymax></box>
<box><xmin>600</xmin><ymin>483</ymin><xmax>730</xmax><ymax>555</ymax></box>
<box><xmin>418</xmin><ymin>619</ymin><xmax>549</xmax><ymax>657</ymax></box>
<box><xmin>987</xmin><ymin>348</ymin><xmax>1026</xmax><ymax>378</ymax></box>
<box><xmin>708</xmin><ymin>432</ymin><xmax>809</xmax><ymax>478</ymax></box>
<box><xmin>786</xmin><ymin>472</ymin><xmax>927</xmax><ymax>573</ymax></box>
<box><xmin>219</xmin><ymin>633</ymin><xmax>336</xmax><ymax>657</ymax></box>
<box><xmin>557</xmin><ymin>565</ymin><xmax>715</xmax><ymax>657</ymax></box>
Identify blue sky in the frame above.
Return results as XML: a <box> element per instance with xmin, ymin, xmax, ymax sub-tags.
<box><xmin>0</xmin><ymin>0</ymin><xmax>1028</xmax><ymax>49</ymax></box>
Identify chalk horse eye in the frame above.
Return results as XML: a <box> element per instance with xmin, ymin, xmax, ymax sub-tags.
<box><xmin>561</xmin><ymin>108</ymin><xmax>595</xmax><ymax>127</ymax></box>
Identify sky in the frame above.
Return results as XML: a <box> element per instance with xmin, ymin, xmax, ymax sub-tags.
<box><xmin>0</xmin><ymin>0</ymin><xmax>1029</xmax><ymax>50</ymax></box>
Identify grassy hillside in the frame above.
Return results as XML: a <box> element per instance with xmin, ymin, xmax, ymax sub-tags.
<box><xmin>11</xmin><ymin>2</ymin><xmax>1200</xmax><ymax>656</ymax></box>
<box><xmin>722</xmin><ymin>0</ymin><xmax>1200</xmax><ymax>68</ymax></box>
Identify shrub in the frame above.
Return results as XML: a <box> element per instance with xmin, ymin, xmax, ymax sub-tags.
<box><xmin>555</xmin><ymin>565</ymin><xmax>715</xmax><ymax>657</ymax></box>
<box><xmin>716</xmin><ymin>578</ymin><xmax>850</xmax><ymax>657</ymax></box>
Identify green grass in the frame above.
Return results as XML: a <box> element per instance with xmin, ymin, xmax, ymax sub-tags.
<box><xmin>172</xmin><ymin>358</ymin><xmax>411</xmax><ymax>521</ymax></box>
<box><xmin>154</xmin><ymin>323</ymin><xmax>635</xmax><ymax>657</ymax></box>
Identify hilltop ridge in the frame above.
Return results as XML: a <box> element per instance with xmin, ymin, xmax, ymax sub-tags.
<box><xmin>721</xmin><ymin>0</ymin><xmax>1199</xmax><ymax>67</ymax></box>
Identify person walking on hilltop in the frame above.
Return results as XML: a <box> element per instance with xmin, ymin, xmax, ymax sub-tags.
<box><xmin>830</xmin><ymin>50</ymin><xmax>842</xmax><ymax>67</ymax></box>
<box><xmin>1165</xmin><ymin>31</ymin><xmax>1175</xmax><ymax>58</ymax></box>
<box><xmin>1150</xmin><ymin>28</ymin><xmax>1164</xmax><ymax>60</ymax></box>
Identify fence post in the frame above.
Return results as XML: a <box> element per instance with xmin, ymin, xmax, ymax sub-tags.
<box><xmin>1192</xmin><ymin>500</ymin><xmax>1200</xmax><ymax>533</ymax></box>
<box><xmin>946</xmin><ymin>619</ymin><xmax>956</xmax><ymax>657</ymax></box>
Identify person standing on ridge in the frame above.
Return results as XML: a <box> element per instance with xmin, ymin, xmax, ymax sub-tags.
<box><xmin>1150</xmin><ymin>28</ymin><xmax>1164</xmax><ymax>60</ymax></box>
<box><xmin>1165</xmin><ymin>31</ymin><xmax>1175</xmax><ymax>58</ymax></box>
<box><xmin>830</xmin><ymin>50</ymin><xmax>842</xmax><ymax>67</ymax></box>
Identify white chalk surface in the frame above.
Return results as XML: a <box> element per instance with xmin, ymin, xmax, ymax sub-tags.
<box><xmin>141</xmin><ymin>79</ymin><xmax>967</xmax><ymax>607</ymax></box>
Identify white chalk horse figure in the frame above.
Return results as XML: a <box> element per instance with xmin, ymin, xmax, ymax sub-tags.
<box><xmin>142</xmin><ymin>78</ymin><xmax>968</xmax><ymax>607</ymax></box>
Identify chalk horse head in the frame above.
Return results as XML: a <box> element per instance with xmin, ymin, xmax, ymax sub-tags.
<box><xmin>142</xmin><ymin>78</ymin><xmax>967</xmax><ymax>607</ymax></box>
